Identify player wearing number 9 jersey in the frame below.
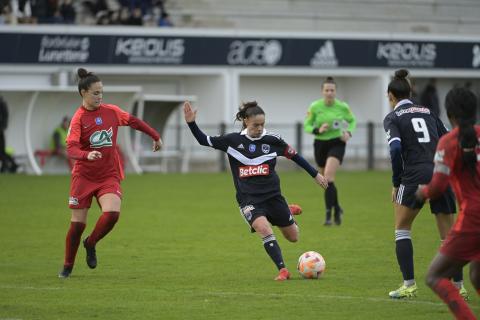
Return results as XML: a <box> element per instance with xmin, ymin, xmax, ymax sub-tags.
<box><xmin>383</xmin><ymin>69</ymin><xmax>465</xmax><ymax>299</ymax></box>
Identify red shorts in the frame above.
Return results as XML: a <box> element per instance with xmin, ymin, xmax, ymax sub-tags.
<box><xmin>69</xmin><ymin>175</ymin><xmax>122</xmax><ymax>209</ymax></box>
<box><xmin>440</xmin><ymin>231</ymin><xmax>480</xmax><ymax>261</ymax></box>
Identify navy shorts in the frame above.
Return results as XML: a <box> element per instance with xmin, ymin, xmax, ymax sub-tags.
<box><xmin>395</xmin><ymin>184</ymin><xmax>456</xmax><ymax>214</ymax></box>
<box><xmin>314</xmin><ymin>138</ymin><xmax>346</xmax><ymax>168</ymax></box>
<box><xmin>239</xmin><ymin>195</ymin><xmax>295</xmax><ymax>233</ymax></box>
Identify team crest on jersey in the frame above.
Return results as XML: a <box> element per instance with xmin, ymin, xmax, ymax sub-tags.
<box><xmin>95</xmin><ymin>117</ymin><xmax>103</xmax><ymax>125</ymax></box>
<box><xmin>248</xmin><ymin>144</ymin><xmax>256</xmax><ymax>153</ymax></box>
<box><xmin>261</xmin><ymin>144</ymin><xmax>270</xmax><ymax>154</ymax></box>
<box><xmin>90</xmin><ymin>127</ymin><xmax>113</xmax><ymax>148</ymax></box>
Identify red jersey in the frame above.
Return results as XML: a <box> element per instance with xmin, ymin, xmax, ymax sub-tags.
<box><xmin>67</xmin><ymin>103</ymin><xmax>160</xmax><ymax>181</ymax></box>
<box><xmin>422</xmin><ymin>126</ymin><xmax>480</xmax><ymax>232</ymax></box>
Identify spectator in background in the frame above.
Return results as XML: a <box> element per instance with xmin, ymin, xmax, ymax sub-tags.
<box><xmin>0</xmin><ymin>95</ymin><xmax>18</xmax><ymax>173</ymax></box>
<box><xmin>420</xmin><ymin>78</ymin><xmax>440</xmax><ymax>117</ymax></box>
<box><xmin>60</xmin><ymin>0</ymin><xmax>75</xmax><ymax>23</ymax></box>
<box><xmin>126</xmin><ymin>6</ymin><xmax>142</xmax><ymax>25</ymax></box>
<box><xmin>158</xmin><ymin>11</ymin><xmax>172</xmax><ymax>26</ymax></box>
<box><xmin>51</xmin><ymin>116</ymin><xmax>74</xmax><ymax>170</ymax></box>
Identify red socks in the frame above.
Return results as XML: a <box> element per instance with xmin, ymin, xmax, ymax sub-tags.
<box><xmin>433</xmin><ymin>278</ymin><xmax>476</xmax><ymax>320</ymax></box>
<box><xmin>64</xmin><ymin>221</ymin><xmax>86</xmax><ymax>268</ymax></box>
<box><xmin>86</xmin><ymin>212</ymin><xmax>120</xmax><ymax>247</ymax></box>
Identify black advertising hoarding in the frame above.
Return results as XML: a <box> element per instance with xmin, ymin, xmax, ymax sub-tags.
<box><xmin>0</xmin><ymin>32</ymin><xmax>479</xmax><ymax>69</ymax></box>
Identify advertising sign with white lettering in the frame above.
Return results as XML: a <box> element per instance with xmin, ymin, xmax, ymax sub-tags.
<box><xmin>0</xmin><ymin>32</ymin><xmax>478</xmax><ymax>69</ymax></box>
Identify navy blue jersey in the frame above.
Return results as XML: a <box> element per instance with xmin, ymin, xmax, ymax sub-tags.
<box><xmin>383</xmin><ymin>100</ymin><xmax>448</xmax><ymax>185</ymax></box>
<box><xmin>207</xmin><ymin>129</ymin><xmax>297</xmax><ymax>205</ymax></box>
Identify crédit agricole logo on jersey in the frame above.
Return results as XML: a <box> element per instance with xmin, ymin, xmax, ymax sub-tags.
<box><xmin>89</xmin><ymin>127</ymin><xmax>113</xmax><ymax>148</ymax></box>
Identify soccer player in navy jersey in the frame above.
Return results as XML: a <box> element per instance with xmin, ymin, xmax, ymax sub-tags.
<box><xmin>184</xmin><ymin>100</ymin><xmax>328</xmax><ymax>281</ymax></box>
<box><xmin>383</xmin><ymin>69</ymin><xmax>467</xmax><ymax>299</ymax></box>
<box><xmin>417</xmin><ymin>87</ymin><xmax>480</xmax><ymax>319</ymax></box>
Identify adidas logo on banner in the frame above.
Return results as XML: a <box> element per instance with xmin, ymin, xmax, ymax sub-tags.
<box><xmin>237</xmin><ymin>144</ymin><xmax>245</xmax><ymax>149</ymax></box>
<box><xmin>310</xmin><ymin>40</ymin><xmax>338</xmax><ymax>67</ymax></box>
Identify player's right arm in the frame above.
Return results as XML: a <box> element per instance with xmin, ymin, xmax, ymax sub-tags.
<box><xmin>66</xmin><ymin>111</ymin><xmax>102</xmax><ymax>161</ymax></box>
<box><xmin>183</xmin><ymin>101</ymin><xmax>229</xmax><ymax>151</ymax></box>
<box><xmin>383</xmin><ymin>113</ymin><xmax>403</xmax><ymax>200</ymax></box>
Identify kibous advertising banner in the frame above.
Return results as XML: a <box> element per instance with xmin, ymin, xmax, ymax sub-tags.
<box><xmin>0</xmin><ymin>32</ymin><xmax>479</xmax><ymax>69</ymax></box>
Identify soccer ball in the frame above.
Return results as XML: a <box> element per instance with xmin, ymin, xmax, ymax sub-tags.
<box><xmin>297</xmin><ymin>251</ymin><xmax>326</xmax><ymax>279</ymax></box>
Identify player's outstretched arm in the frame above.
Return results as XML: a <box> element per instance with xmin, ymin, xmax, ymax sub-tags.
<box><xmin>183</xmin><ymin>101</ymin><xmax>210</xmax><ymax>147</ymax></box>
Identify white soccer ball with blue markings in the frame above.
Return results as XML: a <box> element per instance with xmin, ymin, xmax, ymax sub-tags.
<box><xmin>297</xmin><ymin>251</ymin><xmax>326</xmax><ymax>279</ymax></box>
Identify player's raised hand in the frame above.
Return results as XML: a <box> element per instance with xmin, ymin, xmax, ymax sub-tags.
<box><xmin>87</xmin><ymin>151</ymin><xmax>102</xmax><ymax>161</ymax></box>
<box><xmin>183</xmin><ymin>101</ymin><xmax>197</xmax><ymax>123</ymax></box>
<box><xmin>153</xmin><ymin>138</ymin><xmax>163</xmax><ymax>152</ymax></box>
<box><xmin>315</xmin><ymin>173</ymin><xmax>329</xmax><ymax>189</ymax></box>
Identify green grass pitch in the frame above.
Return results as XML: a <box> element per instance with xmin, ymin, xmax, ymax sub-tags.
<box><xmin>0</xmin><ymin>171</ymin><xmax>478</xmax><ymax>319</ymax></box>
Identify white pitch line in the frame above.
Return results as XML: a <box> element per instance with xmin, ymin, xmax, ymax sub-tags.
<box><xmin>193</xmin><ymin>290</ymin><xmax>480</xmax><ymax>310</ymax></box>
<box><xmin>1</xmin><ymin>285</ymin><xmax>478</xmax><ymax>310</ymax></box>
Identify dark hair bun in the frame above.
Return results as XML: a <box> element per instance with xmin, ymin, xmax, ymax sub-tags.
<box><xmin>77</xmin><ymin>68</ymin><xmax>89</xmax><ymax>79</ymax></box>
<box><xmin>326</xmin><ymin>76</ymin><xmax>334</xmax><ymax>81</ymax></box>
<box><xmin>394</xmin><ymin>69</ymin><xmax>409</xmax><ymax>80</ymax></box>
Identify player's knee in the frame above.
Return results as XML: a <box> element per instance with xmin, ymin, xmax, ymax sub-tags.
<box><xmin>254</xmin><ymin>224</ymin><xmax>271</xmax><ymax>236</ymax></box>
<box><xmin>287</xmin><ymin>234</ymin><xmax>298</xmax><ymax>243</ymax></box>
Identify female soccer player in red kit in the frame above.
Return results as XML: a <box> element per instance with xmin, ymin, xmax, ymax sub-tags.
<box><xmin>58</xmin><ymin>68</ymin><xmax>162</xmax><ymax>278</ymax></box>
<box><xmin>416</xmin><ymin>87</ymin><xmax>480</xmax><ymax>319</ymax></box>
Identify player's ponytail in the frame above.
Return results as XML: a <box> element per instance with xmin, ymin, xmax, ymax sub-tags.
<box><xmin>235</xmin><ymin>101</ymin><xmax>265</xmax><ymax>129</ymax></box>
<box><xmin>77</xmin><ymin>68</ymin><xmax>101</xmax><ymax>96</ymax></box>
<box><xmin>445</xmin><ymin>87</ymin><xmax>478</xmax><ymax>176</ymax></box>
<box><xmin>388</xmin><ymin>69</ymin><xmax>411</xmax><ymax>100</ymax></box>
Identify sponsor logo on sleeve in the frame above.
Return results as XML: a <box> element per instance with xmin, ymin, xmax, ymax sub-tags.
<box><xmin>285</xmin><ymin>145</ymin><xmax>297</xmax><ymax>158</ymax></box>
<box><xmin>239</xmin><ymin>164</ymin><xmax>269</xmax><ymax>178</ymax></box>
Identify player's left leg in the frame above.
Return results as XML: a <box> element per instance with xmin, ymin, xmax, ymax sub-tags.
<box><xmin>252</xmin><ymin>216</ymin><xmax>290</xmax><ymax>280</ymax></box>
<box><xmin>324</xmin><ymin>156</ymin><xmax>342</xmax><ymax>225</ymax></box>
<box><xmin>389</xmin><ymin>201</ymin><xmax>420</xmax><ymax>298</ymax></box>
<box><xmin>435</xmin><ymin>213</ymin><xmax>468</xmax><ymax>299</ymax></box>
<box><xmin>426</xmin><ymin>252</ymin><xmax>473</xmax><ymax>319</ymax></box>
<box><xmin>83</xmin><ymin>193</ymin><xmax>121</xmax><ymax>269</ymax></box>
